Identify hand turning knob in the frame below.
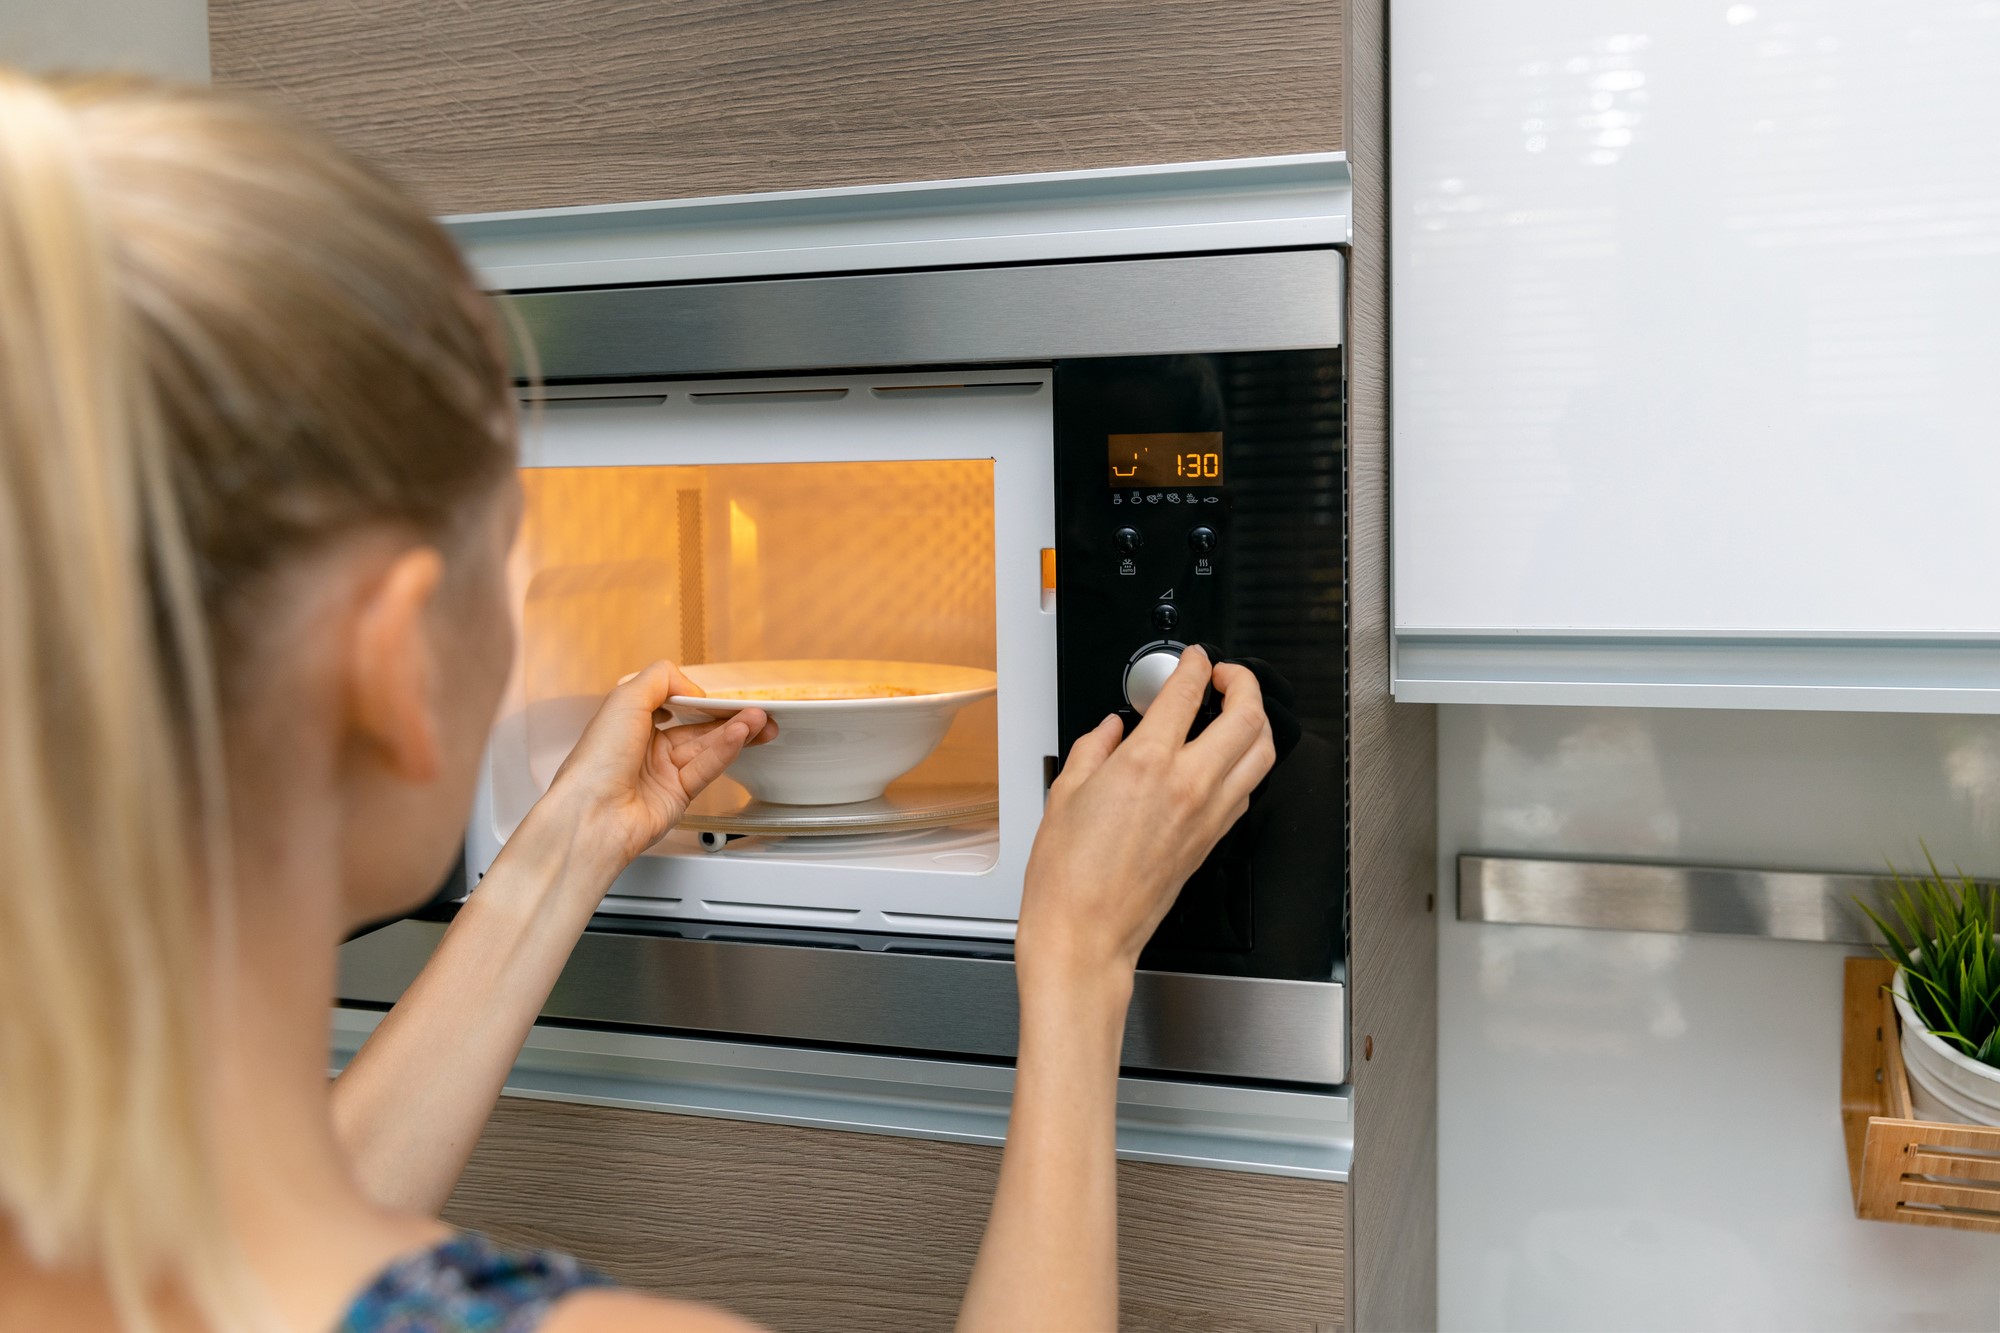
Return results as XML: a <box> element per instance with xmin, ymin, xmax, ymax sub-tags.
<box><xmin>1123</xmin><ymin>647</ymin><xmax>1182</xmax><ymax>715</ymax></box>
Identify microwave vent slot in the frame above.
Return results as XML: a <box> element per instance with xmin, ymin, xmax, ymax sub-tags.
<box><xmin>869</xmin><ymin>382</ymin><xmax>1044</xmax><ymax>399</ymax></box>
<box><xmin>697</xmin><ymin>901</ymin><xmax>863</xmax><ymax>926</ymax></box>
<box><xmin>879</xmin><ymin>911</ymin><xmax>1016</xmax><ymax>934</ymax></box>
<box><xmin>688</xmin><ymin>387</ymin><xmax>849</xmax><ymax>403</ymax></box>
<box><xmin>594</xmin><ymin>898</ymin><xmax>685</xmax><ymax>916</ymax></box>
<box><xmin>525</xmin><ymin>393</ymin><xmax>669</xmax><ymax>407</ymax></box>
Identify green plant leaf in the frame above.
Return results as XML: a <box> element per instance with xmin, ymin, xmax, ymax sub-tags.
<box><xmin>1864</xmin><ymin>846</ymin><xmax>2000</xmax><ymax>1071</ymax></box>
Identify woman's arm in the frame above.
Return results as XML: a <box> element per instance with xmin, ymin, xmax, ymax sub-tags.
<box><xmin>959</xmin><ymin>649</ymin><xmax>1275</xmax><ymax>1332</ymax></box>
<box><xmin>330</xmin><ymin>663</ymin><xmax>771</xmax><ymax>1216</ymax></box>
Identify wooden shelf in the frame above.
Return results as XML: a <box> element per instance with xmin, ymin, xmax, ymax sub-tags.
<box><xmin>1840</xmin><ymin>956</ymin><xmax>2000</xmax><ymax>1232</ymax></box>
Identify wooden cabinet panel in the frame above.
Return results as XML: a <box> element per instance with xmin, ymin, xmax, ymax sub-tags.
<box><xmin>444</xmin><ymin>1097</ymin><xmax>1345</xmax><ymax>1332</ymax></box>
<box><xmin>1339</xmin><ymin>0</ymin><xmax>1439</xmax><ymax>1327</ymax></box>
<box><xmin>209</xmin><ymin>0</ymin><xmax>1341</xmax><ymax>215</ymax></box>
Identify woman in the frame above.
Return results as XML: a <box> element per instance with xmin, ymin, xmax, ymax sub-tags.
<box><xmin>0</xmin><ymin>70</ymin><xmax>1275</xmax><ymax>1333</ymax></box>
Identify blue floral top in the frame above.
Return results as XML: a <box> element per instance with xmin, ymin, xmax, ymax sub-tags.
<box><xmin>339</xmin><ymin>1232</ymin><xmax>614</xmax><ymax>1332</ymax></box>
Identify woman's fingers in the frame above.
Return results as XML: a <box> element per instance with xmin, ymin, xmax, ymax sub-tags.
<box><xmin>614</xmin><ymin>660</ymin><xmax>707</xmax><ymax>712</ymax></box>
<box><xmin>670</xmin><ymin>713</ymin><xmax>763</xmax><ymax>795</ymax></box>
<box><xmin>658</xmin><ymin>718</ymin><xmax>730</xmax><ymax>756</ymax></box>
<box><xmin>614</xmin><ymin>661</ymin><xmax>671</xmax><ymax>706</ymax></box>
<box><xmin>672</xmin><ymin>666</ymin><xmax>708</xmax><ymax>699</ymax></box>
<box><xmin>1130</xmin><ymin>646</ymin><xmax>1213</xmax><ymax>750</ymax></box>
<box><xmin>1055</xmin><ymin>714</ymin><xmax>1125</xmax><ymax>789</ymax></box>
<box><xmin>563</xmin><ymin>663</ymin><xmax>685</xmax><ymax>780</ymax></box>
<box><xmin>1215</xmin><ymin>718</ymin><xmax>1277</xmax><ymax>811</ymax></box>
<box><xmin>1207</xmin><ymin>659</ymin><xmax>1257</xmax><ymax>696</ymax></box>
<box><xmin>658</xmin><ymin>715</ymin><xmax>766</xmax><ymax>747</ymax></box>
<box><xmin>660</xmin><ymin>716</ymin><xmax>740</xmax><ymax>748</ymax></box>
<box><xmin>1184</xmin><ymin>662</ymin><xmax>1267</xmax><ymax>775</ymax></box>
<box><xmin>663</xmin><ymin>709</ymin><xmax>771</xmax><ymax>766</ymax></box>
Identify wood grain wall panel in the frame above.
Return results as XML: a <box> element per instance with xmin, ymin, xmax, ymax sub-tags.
<box><xmin>1341</xmin><ymin>0</ymin><xmax>1441</xmax><ymax>1328</ymax></box>
<box><xmin>209</xmin><ymin>0</ymin><xmax>1343</xmax><ymax>215</ymax></box>
<box><xmin>445</xmin><ymin>1097</ymin><xmax>1345</xmax><ymax>1333</ymax></box>
<box><xmin>1121</xmin><ymin>1159</ymin><xmax>1345</xmax><ymax>1333</ymax></box>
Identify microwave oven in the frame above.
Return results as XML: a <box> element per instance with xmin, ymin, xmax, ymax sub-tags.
<box><xmin>342</xmin><ymin>248</ymin><xmax>1351</xmax><ymax>1086</ymax></box>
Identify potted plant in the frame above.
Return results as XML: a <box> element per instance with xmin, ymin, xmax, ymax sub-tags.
<box><xmin>1861</xmin><ymin>852</ymin><xmax>2000</xmax><ymax>1126</ymax></box>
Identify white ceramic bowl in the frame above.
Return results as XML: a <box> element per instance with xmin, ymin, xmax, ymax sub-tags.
<box><xmin>669</xmin><ymin>660</ymin><xmax>997</xmax><ymax>806</ymax></box>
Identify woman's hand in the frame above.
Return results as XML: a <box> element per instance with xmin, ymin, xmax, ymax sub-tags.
<box><xmin>335</xmin><ymin>661</ymin><xmax>773</xmax><ymax>1217</ymax></box>
<box><xmin>535</xmin><ymin>660</ymin><xmax>777</xmax><ymax>878</ymax></box>
<box><xmin>1014</xmin><ymin>646</ymin><xmax>1275</xmax><ymax>999</ymax></box>
<box><xmin>959</xmin><ymin>647</ymin><xmax>1274</xmax><ymax>1333</ymax></box>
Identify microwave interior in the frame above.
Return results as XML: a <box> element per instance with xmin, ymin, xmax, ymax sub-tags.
<box><xmin>474</xmin><ymin>370</ymin><xmax>1057</xmax><ymax>939</ymax></box>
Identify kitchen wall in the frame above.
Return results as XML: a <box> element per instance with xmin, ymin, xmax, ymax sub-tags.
<box><xmin>1439</xmin><ymin>703</ymin><xmax>2000</xmax><ymax>1329</ymax></box>
<box><xmin>0</xmin><ymin>0</ymin><xmax>206</xmax><ymax>79</ymax></box>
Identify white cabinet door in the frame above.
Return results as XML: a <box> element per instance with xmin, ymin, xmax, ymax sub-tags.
<box><xmin>1392</xmin><ymin>0</ymin><xmax>2000</xmax><ymax>711</ymax></box>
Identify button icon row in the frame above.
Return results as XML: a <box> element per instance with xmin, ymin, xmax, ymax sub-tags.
<box><xmin>1112</xmin><ymin>492</ymin><xmax>1223</xmax><ymax>506</ymax></box>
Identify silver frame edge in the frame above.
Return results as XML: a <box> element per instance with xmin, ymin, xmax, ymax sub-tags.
<box><xmin>340</xmin><ymin>920</ymin><xmax>1348</xmax><ymax>1087</ymax></box>
<box><xmin>447</xmin><ymin>153</ymin><xmax>1352</xmax><ymax>290</ymax></box>
<box><xmin>505</xmin><ymin>250</ymin><xmax>1347</xmax><ymax>381</ymax></box>
<box><xmin>329</xmin><ymin>1007</ymin><xmax>1352</xmax><ymax>1182</ymax></box>
<box><xmin>1396</xmin><ymin>631</ymin><xmax>2000</xmax><ymax>713</ymax></box>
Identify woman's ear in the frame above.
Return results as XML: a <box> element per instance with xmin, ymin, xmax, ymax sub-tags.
<box><xmin>347</xmin><ymin>545</ymin><xmax>446</xmax><ymax>782</ymax></box>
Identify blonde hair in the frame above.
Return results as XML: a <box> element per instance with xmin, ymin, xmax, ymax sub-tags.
<box><xmin>0</xmin><ymin>70</ymin><xmax>513</xmax><ymax>1326</ymax></box>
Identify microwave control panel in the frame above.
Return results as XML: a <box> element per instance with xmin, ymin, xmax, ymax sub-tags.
<box><xmin>1054</xmin><ymin>361</ymin><xmax>1233</xmax><ymax>729</ymax></box>
<box><xmin>1053</xmin><ymin>351</ymin><xmax>1347</xmax><ymax>983</ymax></box>
<box><xmin>1095</xmin><ymin>478</ymin><xmax>1229</xmax><ymax>694</ymax></box>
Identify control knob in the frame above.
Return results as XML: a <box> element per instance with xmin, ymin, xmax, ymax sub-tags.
<box><xmin>1123</xmin><ymin>646</ymin><xmax>1182</xmax><ymax>715</ymax></box>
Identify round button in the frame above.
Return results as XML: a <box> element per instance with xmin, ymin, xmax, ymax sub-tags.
<box><xmin>1188</xmin><ymin>526</ymin><xmax>1218</xmax><ymax>554</ymax></box>
<box><xmin>1124</xmin><ymin>647</ymin><xmax>1182</xmax><ymax>714</ymax></box>
<box><xmin>1114</xmin><ymin>527</ymin><xmax>1144</xmax><ymax>554</ymax></box>
<box><xmin>1151</xmin><ymin>602</ymin><xmax>1179</xmax><ymax>632</ymax></box>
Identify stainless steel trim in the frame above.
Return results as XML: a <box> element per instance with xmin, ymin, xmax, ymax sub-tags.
<box><xmin>446</xmin><ymin>153</ymin><xmax>1351</xmax><ymax>290</ymax></box>
<box><xmin>504</xmin><ymin>250</ymin><xmax>1346</xmax><ymax>381</ymax></box>
<box><xmin>1456</xmin><ymin>853</ymin><xmax>1981</xmax><ymax>945</ymax></box>
<box><xmin>1396</xmin><ymin>631</ymin><xmax>2000</xmax><ymax>713</ymax></box>
<box><xmin>329</xmin><ymin>1008</ymin><xmax>1352</xmax><ymax>1181</ymax></box>
<box><xmin>340</xmin><ymin>919</ymin><xmax>1347</xmax><ymax>1085</ymax></box>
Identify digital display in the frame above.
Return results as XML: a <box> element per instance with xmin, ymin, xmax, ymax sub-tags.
<box><xmin>1107</xmin><ymin>432</ymin><xmax>1225</xmax><ymax>487</ymax></box>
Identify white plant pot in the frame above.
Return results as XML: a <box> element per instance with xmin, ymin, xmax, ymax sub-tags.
<box><xmin>1891</xmin><ymin>963</ymin><xmax>2000</xmax><ymax>1127</ymax></box>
